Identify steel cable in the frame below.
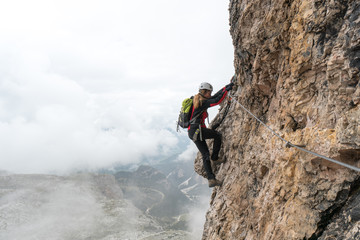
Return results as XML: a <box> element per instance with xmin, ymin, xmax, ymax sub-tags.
<box><xmin>229</xmin><ymin>93</ymin><xmax>360</xmax><ymax>172</ymax></box>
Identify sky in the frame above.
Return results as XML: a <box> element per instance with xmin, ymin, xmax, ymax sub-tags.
<box><xmin>0</xmin><ymin>0</ymin><xmax>234</xmax><ymax>174</ymax></box>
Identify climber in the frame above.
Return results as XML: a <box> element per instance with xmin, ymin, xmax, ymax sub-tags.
<box><xmin>188</xmin><ymin>81</ymin><xmax>234</xmax><ymax>187</ymax></box>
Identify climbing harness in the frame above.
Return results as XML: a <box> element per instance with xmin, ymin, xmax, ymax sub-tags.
<box><xmin>192</xmin><ymin>112</ymin><xmax>209</xmax><ymax>141</ymax></box>
<box><xmin>228</xmin><ymin>93</ymin><xmax>360</xmax><ymax>172</ymax></box>
<box><xmin>192</xmin><ymin>127</ymin><xmax>202</xmax><ymax>141</ymax></box>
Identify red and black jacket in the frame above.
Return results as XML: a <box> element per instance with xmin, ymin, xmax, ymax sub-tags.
<box><xmin>188</xmin><ymin>87</ymin><xmax>228</xmax><ymax>129</ymax></box>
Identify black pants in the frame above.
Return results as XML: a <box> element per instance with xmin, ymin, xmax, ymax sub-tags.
<box><xmin>188</xmin><ymin>126</ymin><xmax>222</xmax><ymax>180</ymax></box>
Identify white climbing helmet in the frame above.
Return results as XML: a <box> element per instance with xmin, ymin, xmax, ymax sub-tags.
<box><xmin>199</xmin><ymin>82</ymin><xmax>213</xmax><ymax>91</ymax></box>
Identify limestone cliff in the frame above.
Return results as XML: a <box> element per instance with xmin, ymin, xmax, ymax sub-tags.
<box><xmin>195</xmin><ymin>1</ymin><xmax>360</xmax><ymax>239</ymax></box>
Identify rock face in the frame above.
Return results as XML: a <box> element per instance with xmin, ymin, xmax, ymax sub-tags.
<box><xmin>195</xmin><ymin>1</ymin><xmax>360</xmax><ymax>239</ymax></box>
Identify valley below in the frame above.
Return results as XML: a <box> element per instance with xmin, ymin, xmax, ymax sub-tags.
<box><xmin>0</xmin><ymin>164</ymin><xmax>210</xmax><ymax>240</ymax></box>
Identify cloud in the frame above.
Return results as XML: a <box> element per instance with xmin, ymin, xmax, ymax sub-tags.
<box><xmin>177</xmin><ymin>143</ymin><xmax>198</xmax><ymax>163</ymax></box>
<box><xmin>187</xmin><ymin>192</ymin><xmax>211</xmax><ymax>238</ymax></box>
<box><xmin>0</xmin><ymin>174</ymin><xmax>165</xmax><ymax>239</ymax></box>
<box><xmin>0</xmin><ymin>181</ymin><xmax>104</xmax><ymax>240</ymax></box>
<box><xmin>0</xmin><ymin>87</ymin><xmax>180</xmax><ymax>173</ymax></box>
<box><xmin>0</xmin><ymin>0</ymin><xmax>233</xmax><ymax>174</ymax></box>
<box><xmin>0</xmin><ymin>59</ymin><xmax>181</xmax><ymax>173</ymax></box>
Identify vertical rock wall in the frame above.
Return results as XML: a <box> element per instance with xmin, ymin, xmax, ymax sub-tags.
<box><xmin>195</xmin><ymin>0</ymin><xmax>360</xmax><ymax>239</ymax></box>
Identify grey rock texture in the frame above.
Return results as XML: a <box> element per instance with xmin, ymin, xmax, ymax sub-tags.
<box><xmin>195</xmin><ymin>1</ymin><xmax>360</xmax><ymax>239</ymax></box>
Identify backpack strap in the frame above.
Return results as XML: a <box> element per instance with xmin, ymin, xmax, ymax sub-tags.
<box><xmin>189</xmin><ymin>109</ymin><xmax>204</xmax><ymax>125</ymax></box>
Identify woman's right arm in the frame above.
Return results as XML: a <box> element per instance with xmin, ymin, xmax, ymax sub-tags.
<box><xmin>204</xmin><ymin>88</ymin><xmax>228</xmax><ymax>108</ymax></box>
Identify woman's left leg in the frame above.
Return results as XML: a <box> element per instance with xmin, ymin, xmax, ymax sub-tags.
<box><xmin>193</xmin><ymin>140</ymin><xmax>215</xmax><ymax>180</ymax></box>
<box><xmin>201</xmin><ymin>128</ymin><xmax>222</xmax><ymax>160</ymax></box>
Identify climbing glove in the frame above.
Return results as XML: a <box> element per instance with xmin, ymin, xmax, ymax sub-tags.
<box><xmin>225</xmin><ymin>82</ymin><xmax>234</xmax><ymax>91</ymax></box>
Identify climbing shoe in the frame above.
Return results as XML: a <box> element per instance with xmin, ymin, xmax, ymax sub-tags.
<box><xmin>208</xmin><ymin>179</ymin><xmax>223</xmax><ymax>188</ymax></box>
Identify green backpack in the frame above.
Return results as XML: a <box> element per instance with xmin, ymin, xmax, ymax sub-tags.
<box><xmin>177</xmin><ymin>97</ymin><xmax>194</xmax><ymax>131</ymax></box>
<box><xmin>177</xmin><ymin>97</ymin><xmax>204</xmax><ymax>132</ymax></box>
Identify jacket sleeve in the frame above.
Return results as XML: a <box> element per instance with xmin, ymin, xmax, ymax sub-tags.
<box><xmin>203</xmin><ymin>87</ymin><xmax>228</xmax><ymax>108</ymax></box>
<box><xmin>212</xmin><ymin>87</ymin><xmax>227</xmax><ymax>98</ymax></box>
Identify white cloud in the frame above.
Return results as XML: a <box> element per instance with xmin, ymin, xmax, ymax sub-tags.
<box><xmin>177</xmin><ymin>143</ymin><xmax>198</xmax><ymax>163</ymax></box>
<box><xmin>188</xmin><ymin>193</ymin><xmax>211</xmax><ymax>238</ymax></box>
<box><xmin>0</xmin><ymin>0</ymin><xmax>233</xmax><ymax>174</ymax></box>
